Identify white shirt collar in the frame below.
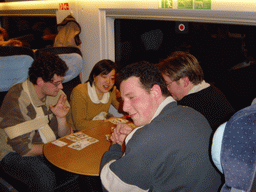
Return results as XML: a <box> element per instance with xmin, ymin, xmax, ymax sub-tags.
<box><xmin>87</xmin><ymin>82</ymin><xmax>110</xmax><ymax>104</ymax></box>
<box><xmin>187</xmin><ymin>80</ymin><xmax>210</xmax><ymax>96</ymax></box>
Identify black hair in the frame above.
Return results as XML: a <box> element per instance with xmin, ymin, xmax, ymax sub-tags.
<box><xmin>88</xmin><ymin>59</ymin><xmax>117</xmax><ymax>87</ymax></box>
<box><xmin>117</xmin><ymin>61</ymin><xmax>170</xmax><ymax>97</ymax></box>
<box><xmin>29</xmin><ymin>51</ymin><xmax>68</xmax><ymax>84</ymax></box>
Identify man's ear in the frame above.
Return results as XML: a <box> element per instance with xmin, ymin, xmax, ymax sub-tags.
<box><xmin>150</xmin><ymin>84</ymin><xmax>162</xmax><ymax>99</ymax></box>
<box><xmin>181</xmin><ymin>77</ymin><xmax>190</xmax><ymax>87</ymax></box>
<box><xmin>36</xmin><ymin>77</ymin><xmax>44</xmax><ymax>87</ymax></box>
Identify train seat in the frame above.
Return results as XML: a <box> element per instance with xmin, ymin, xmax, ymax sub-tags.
<box><xmin>0</xmin><ymin>46</ymin><xmax>34</xmax><ymax>107</ymax></box>
<box><xmin>35</xmin><ymin>46</ymin><xmax>83</xmax><ymax>101</ymax></box>
<box><xmin>211</xmin><ymin>103</ymin><xmax>256</xmax><ymax>192</ymax></box>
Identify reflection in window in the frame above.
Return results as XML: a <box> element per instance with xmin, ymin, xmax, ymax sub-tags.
<box><xmin>1</xmin><ymin>16</ymin><xmax>57</xmax><ymax>49</ymax></box>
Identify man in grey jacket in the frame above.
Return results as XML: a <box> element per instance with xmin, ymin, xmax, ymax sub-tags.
<box><xmin>100</xmin><ymin>61</ymin><xmax>222</xmax><ymax>192</ymax></box>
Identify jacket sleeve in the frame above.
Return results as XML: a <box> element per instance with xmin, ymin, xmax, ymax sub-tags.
<box><xmin>100</xmin><ymin>143</ymin><xmax>123</xmax><ymax>170</ymax></box>
<box><xmin>100</xmin><ymin>133</ymin><xmax>151</xmax><ymax>192</ymax></box>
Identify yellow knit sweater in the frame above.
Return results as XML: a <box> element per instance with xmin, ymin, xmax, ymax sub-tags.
<box><xmin>68</xmin><ymin>82</ymin><xmax>121</xmax><ymax>130</ymax></box>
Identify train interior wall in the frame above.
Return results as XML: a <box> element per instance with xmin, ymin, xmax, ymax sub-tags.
<box><xmin>115</xmin><ymin>19</ymin><xmax>256</xmax><ymax>112</ymax></box>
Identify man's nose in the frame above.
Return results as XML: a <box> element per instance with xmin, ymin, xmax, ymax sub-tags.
<box><xmin>122</xmin><ymin>100</ymin><xmax>130</xmax><ymax>112</ymax></box>
<box><xmin>58</xmin><ymin>82</ymin><xmax>63</xmax><ymax>89</ymax></box>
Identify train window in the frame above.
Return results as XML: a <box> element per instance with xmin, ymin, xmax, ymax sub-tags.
<box><xmin>115</xmin><ymin>19</ymin><xmax>256</xmax><ymax>111</ymax></box>
<box><xmin>1</xmin><ymin>16</ymin><xmax>57</xmax><ymax>49</ymax></box>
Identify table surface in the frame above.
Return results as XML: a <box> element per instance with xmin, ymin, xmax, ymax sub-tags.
<box><xmin>44</xmin><ymin>119</ymin><xmax>134</xmax><ymax>176</ymax></box>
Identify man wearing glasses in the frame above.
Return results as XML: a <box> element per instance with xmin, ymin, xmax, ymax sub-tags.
<box><xmin>0</xmin><ymin>52</ymin><xmax>77</xmax><ymax>192</ymax></box>
<box><xmin>158</xmin><ymin>51</ymin><xmax>235</xmax><ymax>131</ymax></box>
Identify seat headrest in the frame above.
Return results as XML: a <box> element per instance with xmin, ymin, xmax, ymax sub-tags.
<box><xmin>0</xmin><ymin>54</ymin><xmax>33</xmax><ymax>92</ymax></box>
<box><xmin>221</xmin><ymin>104</ymin><xmax>256</xmax><ymax>191</ymax></box>
<box><xmin>0</xmin><ymin>46</ymin><xmax>34</xmax><ymax>58</ymax></box>
<box><xmin>35</xmin><ymin>47</ymin><xmax>82</xmax><ymax>58</ymax></box>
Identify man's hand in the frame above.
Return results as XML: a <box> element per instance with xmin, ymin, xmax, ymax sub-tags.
<box><xmin>111</xmin><ymin>123</ymin><xmax>133</xmax><ymax>145</ymax></box>
<box><xmin>1</xmin><ymin>39</ymin><xmax>23</xmax><ymax>47</ymax></box>
<box><xmin>50</xmin><ymin>95</ymin><xmax>69</xmax><ymax>119</ymax></box>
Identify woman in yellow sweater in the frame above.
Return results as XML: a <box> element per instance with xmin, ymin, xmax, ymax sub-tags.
<box><xmin>69</xmin><ymin>59</ymin><xmax>122</xmax><ymax>130</ymax></box>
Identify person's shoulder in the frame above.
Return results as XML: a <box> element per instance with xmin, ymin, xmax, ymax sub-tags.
<box><xmin>71</xmin><ymin>82</ymin><xmax>87</xmax><ymax>93</ymax></box>
<box><xmin>153</xmin><ymin>103</ymin><xmax>211</xmax><ymax>133</ymax></box>
<box><xmin>176</xmin><ymin>103</ymin><xmax>210</xmax><ymax>122</ymax></box>
<box><xmin>178</xmin><ymin>105</ymin><xmax>212</xmax><ymax>130</ymax></box>
<box><xmin>1</xmin><ymin>83</ymin><xmax>29</xmax><ymax>111</ymax></box>
<box><xmin>186</xmin><ymin>84</ymin><xmax>225</xmax><ymax>99</ymax></box>
<box><xmin>5</xmin><ymin>83</ymin><xmax>24</xmax><ymax>100</ymax></box>
<box><xmin>207</xmin><ymin>84</ymin><xmax>218</xmax><ymax>90</ymax></box>
<box><xmin>207</xmin><ymin>84</ymin><xmax>233</xmax><ymax>105</ymax></box>
<box><xmin>163</xmin><ymin>101</ymin><xmax>198</xmax><ymax>116</ymax></box>
<box><xmin>74</xmin><ymin>82</ymin><xmax>87</xmax><ymax>90</ymax></box>
<box><xmin>177</xmin><ymin>104</ymin><xmax>201</xmax><ymax>114</ymax></box>
<box><xmin>70</xmin><ymin>82</ymin><xmax>88</xmax><ymax>100</ymax></box>
<box><xmin>207</xmin><ymin>84</ymin><xmax>225</xmax><ymax>94</ymax></box>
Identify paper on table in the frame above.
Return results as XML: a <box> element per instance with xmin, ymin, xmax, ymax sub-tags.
<box><xmin>68</xmin><ymin>137</ymin><xmax>99</xmax><ymax>150</ymax></box>
<box><xmin>51</xmin><ymin>140</ymin><xmax>68</xmax><ymax>147</ymax></box>
<box><xmin>66</xmin><ymin>132</ymin><xmax>89</xmax><ymax>142</ymax></box>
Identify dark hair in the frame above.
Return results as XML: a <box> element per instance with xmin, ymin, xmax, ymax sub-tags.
<box><xmin>158</xmin><ymin>51</ymin><xmax>204</xmax><ymax>85</ymax></box>
<box><xmin>88</xmin><ymin>59</ymin><xmax>117</xmax><ymax>86</ymax></box>
<box><xmin>117</xmin><ymin>61</ymin><xmax>170</xmax><ymax>97</ymax></box>
<box><xmin>29</xmin><ymin>52</ymin><xmax>68</xmax><ymax>84</ymax></box>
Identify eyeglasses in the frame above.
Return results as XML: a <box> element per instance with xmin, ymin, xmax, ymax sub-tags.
<box><xmin>50</xmin><ymin>80</ymin><xmax>63</xmax><ymax>87</ymax></box>
<box><xmin>165</xmin><ymin>81</ymin><xmax>173</xmax><ymax>87</ymax></box>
